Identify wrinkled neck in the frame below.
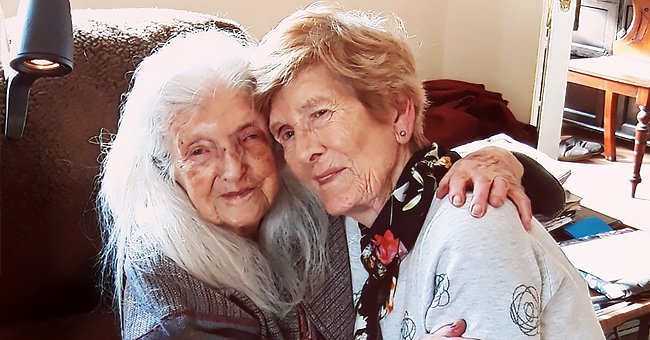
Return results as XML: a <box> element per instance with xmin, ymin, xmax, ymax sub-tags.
<box><xmin>350</xmin><ymin>146</ymin><xmax>414</xmax><ymax>227</ymax></box>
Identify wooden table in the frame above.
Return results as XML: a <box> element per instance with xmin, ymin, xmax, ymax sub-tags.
<box><xmin>567</xmin><ymin>55</ymin><xmax>650</xmax><ymax>198</ymax></box>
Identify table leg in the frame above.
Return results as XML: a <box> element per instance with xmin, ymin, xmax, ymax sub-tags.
<box><xmin>636</xmin><ymin>314</ymin><xmax>649</xmax><ymax>340</ymax></box>
<box><xmin>604</xmin><ymin>91</ymin><xmax>619</xmax><ymax>161</ymax></box>
<box><xmin>631</xmin><ymin>105</ymin><xmax>649</xmax><ymax>198</ymax></box>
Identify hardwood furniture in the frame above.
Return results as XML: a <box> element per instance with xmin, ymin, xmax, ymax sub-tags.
<box><xmin>598</xmin><ymin>296</ymin><xmax>650</xmax><ymax>340</ymax></box>
<box><xmin>566</xmin><ymin>0</ymin><xmax>650</xmax><ymax>197</ymax></box>
<box><xmin>565</xmin><ymin>0</ymin><xmax>639</xmax><ymax>138</ymax></box>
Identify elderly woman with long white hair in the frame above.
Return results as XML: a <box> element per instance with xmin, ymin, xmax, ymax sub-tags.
<box><xmin>253</xmin><ymin>4</ymin><xmax>604</xmax><ymax>339</ymax></box>
<box><xmin>97</xmin><ymin>29</ymin><xmax>332</xmax><ymax>338</ymax></box>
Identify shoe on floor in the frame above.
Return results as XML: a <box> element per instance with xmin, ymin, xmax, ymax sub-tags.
<box><xmin>558</xmin><ymin>136</ymin><xmax>604</xmax><ymax>162</ymax></box>
<box><xmin>559</xmin><ymin>141</ymin><xmax>593</xmax><ymax>161</ymax></box>
<box><xmin>561</xmin><ymin>136</ymin><xmax>604</xmax><ymax>154</ymax></box>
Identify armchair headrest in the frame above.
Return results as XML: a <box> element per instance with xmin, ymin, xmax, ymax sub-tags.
<box><xmin>0</xmin><ymin>7</ymin><xmax>245</xmax><ymax>325</ymax></box>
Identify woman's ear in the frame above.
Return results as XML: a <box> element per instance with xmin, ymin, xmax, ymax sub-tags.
<box><xmin>393</xmin><ymin>95</ymin><xmax>415</xmax><ymax>145</ymax></box>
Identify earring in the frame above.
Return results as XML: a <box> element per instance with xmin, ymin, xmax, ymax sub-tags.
<box><xmin>399</xmin><ymin>130</ymin><xmax>406</xmax><ymax>137</ymax></box>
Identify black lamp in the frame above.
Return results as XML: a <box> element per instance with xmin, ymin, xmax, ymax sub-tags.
<box><xmin>4</xmin><ymin>0</ymin><xmax>73</xmax><ymax>139</ymax></box>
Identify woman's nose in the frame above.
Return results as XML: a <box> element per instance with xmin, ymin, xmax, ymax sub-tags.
<box><xmin>295</xmin><ymin>130</ymin><xmax>324</xmax><ymax>164</ymax></box>
<box><xmin>222</xmin><ymin>149</ymin><xmax>246</xmax><ymax>181</ymax></box>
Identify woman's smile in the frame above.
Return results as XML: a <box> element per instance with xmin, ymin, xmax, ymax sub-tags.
<box><xmin>220</xmin><ymin>187</ymin><xmax>255</xmax><ymax>200</ymax></box>
<box><xmin>314</xmin><ymin>167</ymin><xmax>346</xmax><ymax>185</ymax></box>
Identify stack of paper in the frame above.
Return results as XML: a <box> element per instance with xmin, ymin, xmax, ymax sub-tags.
<box><xmin>559</xmin><ymin>228</ymin><xmax>650</xmax><ymax>299</ymax></box>
<box><xmin>542</xmin><ymin>190</ymin><xmax>582</xmax><ymax>232</ymax></box>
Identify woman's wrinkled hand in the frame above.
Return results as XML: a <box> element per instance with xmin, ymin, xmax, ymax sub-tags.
<box><xmin>420</xmin><ymin>319</ymin><xmax>478</xmax><ymax>340</ymax></box>
<box><xmin>436</xmin><ymin>146</ymin><xmax>532</xmax><ymax>230</ymax></box>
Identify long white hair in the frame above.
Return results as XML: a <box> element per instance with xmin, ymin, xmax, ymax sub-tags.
<box><xmin>97</xmin><ymin>29</ymin><xmax>328</xmax><ymax>320</ymax></box>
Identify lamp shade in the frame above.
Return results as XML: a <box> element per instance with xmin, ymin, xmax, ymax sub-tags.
<box><xmin>4</xmin><ymin>0</ymin><xmax>73</xmax><ymax>139</ymax></box>
<box><xmin>10</xmin><ymin>0</ymin><xmax>73</xmax><ymax>76</ymax></box>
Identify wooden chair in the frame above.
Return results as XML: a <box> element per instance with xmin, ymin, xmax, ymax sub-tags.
<box><xmin>567</xmin><ymin>0</ymin><xmax>650</xmax><ymax>197</ymax></box>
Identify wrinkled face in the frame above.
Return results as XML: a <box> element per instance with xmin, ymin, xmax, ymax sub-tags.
<box><xmin>268</xmin><ymin>65</ymin><xmax>402</xmax><ymax>221</ymax></box>
<box><xmin>169</xmin><ymin>87</ymin><xmax>280</xmax><ymax>238</ymax></box>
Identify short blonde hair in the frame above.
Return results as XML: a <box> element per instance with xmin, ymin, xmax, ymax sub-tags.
<box><xmin>253</xmin><ymin>2</ymin><xmax>428</xmax><ymax>147</ymax></box>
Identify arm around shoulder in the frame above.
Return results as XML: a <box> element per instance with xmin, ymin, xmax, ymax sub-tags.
<box><xmin>514</xmin><ymin>152</ymin><xmax>565</xmax><ymax>221</ymax></box>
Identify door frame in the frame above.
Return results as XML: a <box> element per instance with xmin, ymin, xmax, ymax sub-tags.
<box><xmin>532</xmin><ymin>0</ymin><xmax>577</xmax><ymax>158</ymax></box>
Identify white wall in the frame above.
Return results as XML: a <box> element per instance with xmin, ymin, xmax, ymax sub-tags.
<box><xmin>441</xmin><ymin>0</ymin><xmax>544</xmax><ymax>122</ymax></box>
<box><xmin>0</xmin><ymin>0</ymin><xmax>543</xmax><ymax>123</ymax></box>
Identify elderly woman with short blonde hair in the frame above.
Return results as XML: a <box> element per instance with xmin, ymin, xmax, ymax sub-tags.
<box><xmin>254</xmin><ymin>3</ymin><xmax>604</xmax><ymax>339</ymax></box>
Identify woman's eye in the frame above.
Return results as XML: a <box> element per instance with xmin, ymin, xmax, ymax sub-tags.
<box><xmin>241</xmin><ymin>126</ymin><xmax>267</xmax><ymax>144</ymax></box>
<box><xmin>310</xmin><ymin>109</ymin><xmax>333</xmax><ymax>128</ymax></box>
<box><xmin>243</xmin><ymin>133</ymin><xmax>258</xmax><ymax>141</ymax></box>
<box><xmin>278</xmin><ymin>128</ymin><xmax>295</xmax><ymax>142</ymax></box>
<box><xmin>282</xmin><ymin>130</ymin><xmax>295</xmax><ymax>141</ymax></box>
<box><xmin>190</xmin><ymin>148</ymin><xmax>205</xmax><ymax>156</ymax></box>
<box><xmin>314</xmin><ymin>109</ymin><xmax>330</xmax><ymax>118</ymax></box>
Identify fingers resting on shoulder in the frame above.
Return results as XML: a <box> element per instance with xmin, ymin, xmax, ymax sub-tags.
<box><xmin>436</xmin><ymin>146</ymin><xmax>532</xmax><ymax>230</ymax></box>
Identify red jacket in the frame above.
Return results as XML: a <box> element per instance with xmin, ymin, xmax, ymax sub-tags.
<box><xmin>422</xmin><ymin>79</ymin><xmax>538</xmax><ymax>148</ymax></box>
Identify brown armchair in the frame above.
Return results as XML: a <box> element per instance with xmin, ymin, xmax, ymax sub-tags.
<box><xmin>0</xmin><ymin>8</ymin><xmax>244</xmax><ymax>339</ymax></box>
